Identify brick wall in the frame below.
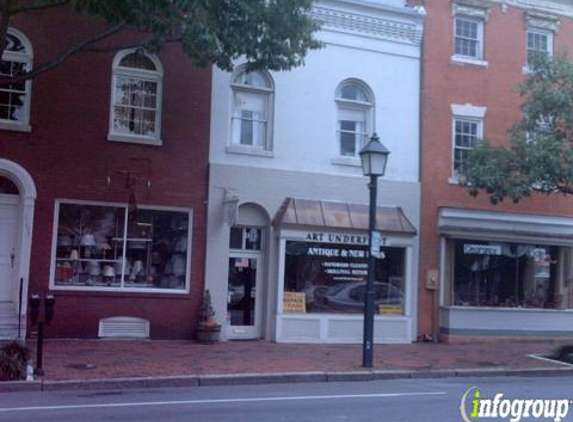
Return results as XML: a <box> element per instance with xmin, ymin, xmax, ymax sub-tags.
<box><xmin>419</xmin><ymin>0</ymin><xmax>573</xmax><ymax>336</ymax></box>
<box><xmin>0</xmin><ymin>8</ymin><xmax>211</xmax><ymax>339</ymax></box>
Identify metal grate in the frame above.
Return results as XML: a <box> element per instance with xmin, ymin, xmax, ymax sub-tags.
<box><xmin>98</xmin><ymin>316</ymin><xmax>150</xmax><ymax>339</ymax></box>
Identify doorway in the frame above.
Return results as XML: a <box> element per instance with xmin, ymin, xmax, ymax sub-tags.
<box><xmin>0</xmin><ymin>195</ymin><xmax>18</xmax><ymax>301</ymax></box>
<box><xmin>227</xmin><ymin>254</ymin><xmax>262</xmax><ymax>339</ymax></box>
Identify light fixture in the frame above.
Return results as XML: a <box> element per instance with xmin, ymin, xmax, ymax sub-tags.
<box><xmin>359</xmin><ymin>133</ymin><xmax>390</xmax><ymax>177</ymax></box>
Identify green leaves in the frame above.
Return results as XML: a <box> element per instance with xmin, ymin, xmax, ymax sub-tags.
<box><xmin>460</xmin><ymin>55</ymin><xmax>573</xmax><ymax>203</ymax></box>
<box><xmin>71</xmin><ymin>0</ymin><xmax>322</xmax><ymax>71</ymax></box>
<box><xmin>1</xmin><ymin>0</ymin><xmax>321</xmax><ymax>84</ymax></box>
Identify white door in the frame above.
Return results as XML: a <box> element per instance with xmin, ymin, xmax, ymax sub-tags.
<box><xmin>226</xmin><ymin>254</ymin><xmax>263</xmax><ymax>339</ymax></box>
<box><xmin>0</xmin><ymin>196</ymin><xmax>18</xmax><ymax>301</ymax></box>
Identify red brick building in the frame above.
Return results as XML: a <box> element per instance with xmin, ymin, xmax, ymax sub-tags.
<box><xmin>417</xmin><ymin>0</ymin><xmax>573</xmax><ymax>342</ymax></box>
<box><xmin>0</xmin><ymin>8</ymin><xmax>210</xmax><ymax>339</ymax></box>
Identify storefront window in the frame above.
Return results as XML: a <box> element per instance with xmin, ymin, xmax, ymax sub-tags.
<box><xmin>283</xmin><ymin>240</ymin><xmax>406</xmax><ymax>315</ymax></box>
<box><xmin>53</xmin><ymin>202</ymin><xmax>190</xmax><ymax>290</ymax></box>
<box><xmin>450</xmin><ymin>239</ymin><xmax>573</xmax><ymax>309</ymax></box>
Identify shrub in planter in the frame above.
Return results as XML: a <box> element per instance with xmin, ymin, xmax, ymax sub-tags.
<box><xmin>0</xmin><ymin>341</ymin><xmax>30</xmax><ymax>381</ymax></box>
<box><xmin>196</xmin><ymin>290</ymin><xmax>221</xmax><ymax>343</ymax></box>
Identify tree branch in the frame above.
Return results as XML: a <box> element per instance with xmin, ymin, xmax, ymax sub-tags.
<box><xmin>83</xmin><ymin>34</ymin><xmax>181</xmax><ymax>53</ymax></box>
<box><xmin>0</xmin><ymin>21</ymin><xmax>125</xmax><ymax>85</ymax></box>
<box><xmin>11</xmin><ymin>0</ymin><xmax>70</xmax><ymax>15</ymax></box>
<box><xmin>0</xmin><ymin>0</ymin><xmax>16</xmax><ymax>58</ymax></box>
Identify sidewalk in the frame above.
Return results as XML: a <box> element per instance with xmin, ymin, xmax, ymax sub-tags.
<box><xmin>3</xmin><ymin>339</ymin><xmax>573</xmax><ymax>391</ymax></box>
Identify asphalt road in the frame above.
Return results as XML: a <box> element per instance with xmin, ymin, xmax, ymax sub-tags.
<box><xmin>0</xmin><ymin>376</ymin><xmax>572</xmax><ymax>422</ymax></box>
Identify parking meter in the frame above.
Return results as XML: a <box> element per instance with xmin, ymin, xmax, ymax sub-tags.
<box><xmin>44</xmin><ymin>295</ymin><xmax>55</xmax><ymax>324</ymax></box>
<box><xmin>29</xmin><ymin>294</ymin><xmax>41</xmax><ymax>324</ymax></box>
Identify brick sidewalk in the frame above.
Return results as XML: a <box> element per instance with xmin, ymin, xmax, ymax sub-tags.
<box><xmin>27</xmin><ymin>339</ymin><xmax>568</xmax><ymax>381</ymax></box>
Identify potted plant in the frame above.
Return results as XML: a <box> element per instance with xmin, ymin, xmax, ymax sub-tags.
<box><xmin>196</xmin><ymin>290</ymin><xmax>221</xmax><ymax>343</ymax></box>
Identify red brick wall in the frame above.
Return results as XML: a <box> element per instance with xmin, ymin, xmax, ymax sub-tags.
<box><xmin>0</xmin><ymin>8</ymin><xmax>211</xmax><ymax>339</ymax></box>
<box><xmin>419</xmin><ymin>1</ymin><xmax>573</xmax><ymax>336</ymax></box>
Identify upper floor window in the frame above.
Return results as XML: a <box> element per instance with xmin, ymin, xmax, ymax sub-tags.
<box><xmin>230</xmin><ymin>68</ymin><xmax>274</xmax><ymax>153</ymax></box>
<box><xmin>526</xmin><ymin>30</ymin><xmax>552</xmax><ymax>69</ymax></box>
<box><xmin>335</xmin><ymin>80</ymin><xmax>374</xmax><ymax>158</ymax></box>
<box><xmin>0</xmin><ymin>28</ymin><xmax>32</xmax><ymax>132</ymax></box>
<box><xmin>108</xmin><ymin>49</ymin><xmax>163</xmax><ymax>145</ymax></box>
<box><xmin>524</xmin><ymin>13</ymin><xmax>559</xmax><ymax>72</ymax></box>
<box><xmin>453</xmin><ymin>118</ymin><xmax>482</xmax><ymax>176</ymax></box>
<box><xmin>455</xmin><ymin>17</ymin><xmax>482</xmax><ymax>59</ymax></box>
<box><xmin>450</xmin><ymin>103</ymin><xmax>486</xmax><ymax>181</ymax></box>
<box><xmin>451</xmin><ymin>3</ymin><xmax>490</xmax><ymax>67</ymax></box>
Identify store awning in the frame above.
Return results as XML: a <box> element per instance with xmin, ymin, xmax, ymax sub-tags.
<box><xmin>273</xmin><ymin>198</ymin><xmax>417</xmax><ymax>235</ymax></box>
<box><xmin>439</xmin><ymin>207</ymin><xmax>573</xmax><ymax>244</ymax></box>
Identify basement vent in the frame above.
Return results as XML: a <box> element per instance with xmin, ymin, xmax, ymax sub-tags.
<box><xmin>98</xmin><ymin>316</ymin><xmax>150</xmax><ymax>339</ymax></box>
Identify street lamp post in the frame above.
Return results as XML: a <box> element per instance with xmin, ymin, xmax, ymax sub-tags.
<box><xmin>359</xmin><ymin>133</ymin><xmax>390</xmax><ymax>368</ymax></box>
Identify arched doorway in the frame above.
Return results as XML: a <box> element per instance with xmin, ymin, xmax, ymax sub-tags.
<box><xmin>226</xmin><ymin>202</ymin><xmax>270</xmax><ymax>339</ymax></box>
<box><xmin>0</xmin><ymin>159</ymin><xmax>36</xmax><ymax>339</ymax></box>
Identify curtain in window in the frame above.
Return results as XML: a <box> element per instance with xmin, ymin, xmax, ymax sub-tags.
<box><xmin>231</xmin><ymin>90</ymin><xmax>267</xmax><ymax>149</ymax></box>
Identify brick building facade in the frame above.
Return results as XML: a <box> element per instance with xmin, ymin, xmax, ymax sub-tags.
<box><xmin>0</xmin><ymin>8</ymin><xmax>211</xmax><ymax>339</ymax></box>
<box><xmin>417</xmin><ymin>0</ymin><xmax>573</xmax><ymax>342</ymax></box>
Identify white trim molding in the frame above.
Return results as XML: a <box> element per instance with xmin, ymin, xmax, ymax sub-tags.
<box><xmin>525</xmin><ymin>11</ymin><xmax>561</xmax><ymax>32</ymax></box>
<box><xmin>310</xmin><ymin>4</ymin><xmax>424</xmax><ymax>45</ymax></box>
<box><xmin>452</xmin><ymin>1</ymin><xmax>492</xmax><ymax>21</ymax></box>
<box><xmin>451</xmin><ymin>103</ymin><xmax>487</xmax><ymax>119</ymax></box>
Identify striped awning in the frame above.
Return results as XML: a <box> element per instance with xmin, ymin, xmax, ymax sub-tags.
<box><xmin>273</xmin><ymin>198</ymin><xmax>416</xmax><ymax>235</ymax></box>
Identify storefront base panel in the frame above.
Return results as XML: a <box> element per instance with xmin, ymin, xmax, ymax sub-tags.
<box><xmin>277</xmin><ymin>315</ymin><xmax>412</xmax><ymax>344</ymax></box>
<box><xmin>440</xmin><ymin>307</ymin><xmax>573</xmax><ymax>344</ymax></box>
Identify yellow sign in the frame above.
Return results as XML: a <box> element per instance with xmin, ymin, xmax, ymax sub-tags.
<box><xmin>283</xmin><ymin>292</ymin><xmax>306</xmax><ymax>313</ymax></box>
<box><xmin>378</xmin><ymin>304</ymin><xmax>402</xmax><ymax>315</ymax></box>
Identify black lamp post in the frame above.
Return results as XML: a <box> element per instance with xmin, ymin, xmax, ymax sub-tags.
<box><xmin>359</xmin><ymin>133</ymin><xmax>390</xmax><ymax>368</ymax></box>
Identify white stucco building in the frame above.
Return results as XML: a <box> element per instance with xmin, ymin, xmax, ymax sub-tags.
<box><xmin>204</xmin><ymin>0</ymin><xmax>425</xmax><ymax>343</ymax></box>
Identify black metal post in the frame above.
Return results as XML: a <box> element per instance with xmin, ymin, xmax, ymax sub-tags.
<box><xmin>18</xmin><ymin>278</ymin><xmax>23</xmax><ymax>339</ymax></box>
<box><xmin>362</xmin><ymin>174</ymin><xmax>378</xmax><ymax>368</ymax></box>
<box><xmin>35</xmin><ymin>321</ymin><xmax>45</xmax><ymax>376</ymax></box>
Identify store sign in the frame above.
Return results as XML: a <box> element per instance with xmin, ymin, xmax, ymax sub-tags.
<box><xmin>463</xmin><ymin>244</ymin><xmax>501</xmax><ymax>256</ymax></box>
<box><xmin>305</xmin><ymin>232</ymin><xmax>368</xmax><ymax>246</ymax></box>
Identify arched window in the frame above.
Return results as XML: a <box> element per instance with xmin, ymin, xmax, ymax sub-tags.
<box><xmin>109</xmin><ymin>49</ymin><xmax>163</xmax><ymax>144</ymax></box>
<box><xmin>0</xmin><ymin>28</ymin><xmax>33</xmax><ymax>131</ymax></box>
<box><xmin>230</xmin><ymin>67</ymin><xmax>274</xmax><ymax>151</ymax></box>
<box><xmin>335</xmin><ymin>80</ymin><xmax>374</xmax><ymax>158</ymax></box>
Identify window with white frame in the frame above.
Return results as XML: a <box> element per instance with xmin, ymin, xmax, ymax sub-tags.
<box><xmin>109</xmin><ymin>50</ymin><xmax>163</xmax><ymax>144</ymax></box>
<box><xmin>526</xmin><ymin>29</ymin><xmax>553</xmax><ymax>69</ymax></box>
<box><xmin>453</xmin><ymin>118</ymin><xmax>482</xmax><ymax>175</ymax></box>
<box><xmin>335</xmin><ymin>80</ymin><xmax>374</xmax><ymax>158</ymax></box>
<box><xmin>52</xmin><ymin>201</ymin><xmax>191</xmax><ymax>292</ymax></box>
<box><xmin>0</xmin><ymin>28</ymin><xmax>32</xmax><ymax>131</ymax></box>
<box><xmin>230</xmin><ymin>68</ymin><xmax>274</xmax><ymax>151</ymax></box>
<box><xmin>454</xmin><ymin>16</ymin><xmax>483</xmax><ymax>60</ymax></box>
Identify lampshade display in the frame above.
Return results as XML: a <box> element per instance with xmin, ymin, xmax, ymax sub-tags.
<box><xmin>80</xmin><ymin>234</ymin><xmax>97</xmax><ymax>246</ymax></box>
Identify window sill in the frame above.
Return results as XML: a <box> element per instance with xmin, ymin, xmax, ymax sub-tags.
<box><xmin>226</xmin><ymin>145</ymin><xmax>273</xmax><ymax>157</ymax></box>
<box><xmin>331</xmin><ymin>156</ymin><xmax>362</xmax><ymax>168</ymax></box>
<box><xmin>50</xmin><ymin>284</ymin><xmax>189</xmax><ymax>295</ymax></box>
<box><xmin>108</xmin><ymin>132</ymin><xmax>162</xmax><ymax>146</ymax></box>
<box><xmin>0</xmin><ymin>121</ymin><xmax>31</xmax><ymax>133</ymax></box>
<box><xmin>448</xmin><ymin>176</ymin><xmax>460</xmax><ymax>185</ymax></box>
<box><xmin>522</xmin><ymin>65</ymin><xmax>535</xmax><ymax>75</ymax></box>
<box><xmin>450</xmin><ymin>55</ymin><xmax>488</xmax><ymax>68</ymax></box>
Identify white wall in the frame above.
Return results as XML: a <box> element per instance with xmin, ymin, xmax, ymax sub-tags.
<box><xmin>205</xmin><ymin>0</ymin><xmax>424</xmax><ymax>342</ymax></box>
<box><xmin>210</xmin><ymin>0</ymin><xmax>423</xmax><ymax>182</ymax></box>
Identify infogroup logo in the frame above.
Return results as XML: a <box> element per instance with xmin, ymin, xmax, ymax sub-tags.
<box><xmin>460</xmin><ymin>387</ymin><xmax>571</xmax><ymax>422</ymax></box>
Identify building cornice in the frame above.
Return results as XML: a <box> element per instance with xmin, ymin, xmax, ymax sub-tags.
<box><xmin>486</xmin><ymin>0</ymin><xmax>573</xmax><ymax>18</ymax></box>
<box><xmin>310</xmin><ymin>3</ymin><xmax>424</xmax><ymax>46</ymax></box>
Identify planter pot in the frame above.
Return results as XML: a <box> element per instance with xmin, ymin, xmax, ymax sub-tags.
<box><xmin>196</xmin><ymin>323</ymin><xmax>222</xmax><ymax>344</ymax></box>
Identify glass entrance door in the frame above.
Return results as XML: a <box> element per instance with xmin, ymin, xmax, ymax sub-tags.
<box><xmin>227</xmin><ymin>255</ymin><xmax>261</xmax><ymax>338</ymax></box>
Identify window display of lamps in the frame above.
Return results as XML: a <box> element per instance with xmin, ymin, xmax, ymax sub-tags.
<box><xmin>81</xmin><ymin>233</ymin><xmax>96</xmax><ymax>258</ymax></box>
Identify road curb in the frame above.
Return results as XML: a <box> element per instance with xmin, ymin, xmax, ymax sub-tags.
<box><xmin>1</xmin><ymin>367</ymin><xmax>572</xmax><ymax>393</ymax></box>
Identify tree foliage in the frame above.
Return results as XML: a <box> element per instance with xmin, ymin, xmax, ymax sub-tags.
<box><xmin>0</xmin><ymin>0</ymin><xmax>321</xmax><ymax>84</ymax></box>
<box><xmin>460</xmin><ymin>55</ymin><xmax>573</xmax><ymax>204</ymax></box>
